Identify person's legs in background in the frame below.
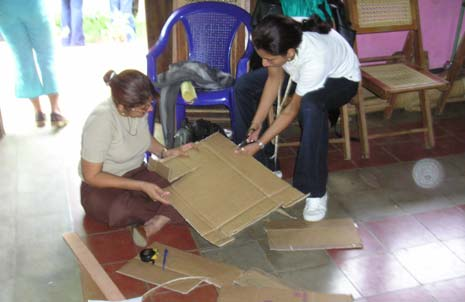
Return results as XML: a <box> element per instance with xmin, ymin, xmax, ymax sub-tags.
<box><xmin>61</xmin><ymin>0</ymin><xmax>85</xmax><ymax>46</ymax></box>
<box><xmin>0</xmin><ymin>19</ymin><xmax>48</xmax><ymax>127</ymax></box>
<box><xmin>61</xmin><ymin>0</ymin><xmax>72</xmax><ymax>46</ymax></box>
<box><xmin>110</xmin><ymin>0</ymin><xmax>136</xmax><ymax>42</ymax></box>
<box><xmin>29</xmin><ymin>11</ymin><xmax>68</xmax><ymax>127</ymax></box>
<box><xmin>69</xmin><ymin>0</ymin><xmax>85</xmax><ymax>46</ymax></box>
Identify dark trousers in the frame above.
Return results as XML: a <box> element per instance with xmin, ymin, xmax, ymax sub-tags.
<box><xmin>61</xmin><ymin>0</ymin><xmax>85</xmax><ymax>46</ymax></box>
<box><xmin>80</xmin><ymin>165</ymin><xmax>184</xmax><ymax>227</ymax></box>
<box><xmin>233</xmin><ymin>68</ymin><xmax>358</xmax><ymax>196</ymax></box>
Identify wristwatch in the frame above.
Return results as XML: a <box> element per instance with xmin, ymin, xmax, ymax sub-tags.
<box><xmin>257</xmin><ymin>140</ymin><xmax>265</xmax><ymax>150</ymax></box>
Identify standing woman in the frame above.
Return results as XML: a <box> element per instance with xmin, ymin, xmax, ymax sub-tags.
<box><xmin>233</xmin><ymin>14</ymin><xmax>360</xmax><ymax>221</ymax></box>
<box><xmin>0</xmin><ymin>0</ymin><xmax>68</xmax><ymax>128</ymax></box>
<box><xmin>80</xmin><ymin>70</ymin><xmax>193</xmax><ymax>243</ymax></box>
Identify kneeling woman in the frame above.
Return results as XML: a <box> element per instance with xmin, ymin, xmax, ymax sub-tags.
<box><xmin>79</xmin><ymin>69</ymin><xmax>193</xmax><ymax>242</ymax></box>
<box><xmin>234</xmin><ymin>15</ymin><xmax>360</xmax><ymax>221</ymax></box>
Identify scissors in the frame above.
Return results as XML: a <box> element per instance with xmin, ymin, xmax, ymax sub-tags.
<box><xmin>236</xmin><ymin>138</ymin><xmax>255</xmax><ymax>149</ymax></box>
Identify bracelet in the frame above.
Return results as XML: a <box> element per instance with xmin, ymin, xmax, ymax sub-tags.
<box><xmin>160</xmin><ymin>147</ymin><xmax>168</xmax><ymax>159</ymax></box>
<box><xmin>257</xmin><ymin>140</ymin><xmax>265</xmax><ymax>150</ymax></box>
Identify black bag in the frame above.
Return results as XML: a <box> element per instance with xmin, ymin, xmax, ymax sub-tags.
<box><xmin>174</xmin><ymin>118</ymin><xmax>227</xmax><ymax>147</ymax></box>
<box><xmin>329</xmin><ymin>0</ymin><xmax>356</xmax><ymax>47</ymax></box>
<box><xmin>250</xmin><ymin>0</ymin><xmax>284</xmax><ymax>70</ymax></box>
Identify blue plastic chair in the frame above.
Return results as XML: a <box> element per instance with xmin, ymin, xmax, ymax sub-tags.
<box><xmin>147</xmin><ymin>1</ymin><xmax>253</xmax><ymax>138</ymax></box>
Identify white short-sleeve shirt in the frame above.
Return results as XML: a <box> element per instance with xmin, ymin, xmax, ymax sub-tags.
<box><xmin>79</xmin><ymin>98</ymin><xmax>151</xmax><ymax>178</ymax></box>
<box><xmin>282</xmin><ymin>29</ymin><xmax>361</xmax><ymax>96</ymax></box>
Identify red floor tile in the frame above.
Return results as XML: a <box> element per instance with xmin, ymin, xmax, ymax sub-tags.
<box><xmin>83</xmin><ymin>229</ymin><xmax>138</xmax><ymax>264</ymax></box>
<box><xmin>424</xmin><ymin>276</ymin><xmax>465</xmax><ymax>302</ymax></box>
<box><xmin>104</xmin><ymin>261</ymin><xmax>149</xmax><ymax>298</ymax></box>
<box><xmin>381</xmin><ymin>141</ymin><xmax>437</xmax><ymax>162</ymax></box>
<box><xmin>147</xmin><ymin>223</ymin><xmax>198</xmax><ymax>251</ymax></box>
<box><xmin>414</xmin><ymin>206</ymin><xmax>465</xmax><ymax>240</ymax></box>
<box><xmin>328</xmin><ymin>224</ymin><xmax>386</xmax><ymax>263</ymax></box>
<box><xmin>328</xmin><ymin>149</ymin><xmax>358</xmax><ymax>172</ymax></box>
<box><xmin>394</xmin><ymin>242</ymin><xmax>465</xmax><ymax>284</ymax></box>
<box><xmin>350</xmin><ymin>144</ymin><xmax>399</xmax><ymax>168</ymax></box>
<box><xmin>277</xmin><ymin>146</ymin><xmax>297</xmax><ymax>158</ymax></box>
<box><xmin>336</xmin><ymin>253</ymin><xmax>419</xmax><ymax>297</ymax></box>
<box><xmin>363</xmin><ymin>286</ymin><xmax>435</xmax><ymax>302</ymax></box>
<box><xmin>279</xmin><ymin>156</ymin><xmax>296</xmax><ymax>180</ymax></box>
<box><xmin>364</xmin><ymin>215</ymin><xmax>437</xmax><ymax>251</ymax></box>
<box><xmin>436</xmin><ymin>118</ymin><xmax>465</xmax><ymax>133</ymax></box>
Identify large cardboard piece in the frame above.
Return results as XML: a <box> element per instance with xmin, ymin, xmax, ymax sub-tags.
<box><xmin>265</xmin><ymin>218</ymin><xmax>363</xmax><ymax>251</ymax></box>
<box><xmin>148</xmin><ymin>133</ymin><xmax>307</xmax><ymax>246</ymax></box>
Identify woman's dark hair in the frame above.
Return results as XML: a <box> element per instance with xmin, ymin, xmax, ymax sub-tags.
<box><xmin>252</xmin><ymin>14</ymin><xmax>332</xmax><ymax>56</ymax></box>
<box><xmin>103</xmin><ymin>69</ymin><xmax>158</xmax><ymax>108</ymax></box>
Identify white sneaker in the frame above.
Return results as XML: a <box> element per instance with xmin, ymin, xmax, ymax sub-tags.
<box><xmin>273</xmin><ymin>170</ymin><xmax>283</xmax><ymax>178</ymax></box>
<box><xmin>303</xmin><ymin>193</ymin><xmax>328</xmax><ymax>221</ymax></box>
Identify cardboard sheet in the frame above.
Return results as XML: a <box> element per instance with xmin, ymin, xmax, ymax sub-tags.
<box><xmin>148</xmin><ymin>133</ymin><xmax>307</xmax><ymax>246</ymax></box>
<box><xmin>265</xmin><ymin>218</ymin><xmax>363</xmax><ymax>251</ymax></box>
<box><xmin>234</xmin><ymin>269</ymin><xmax>292</xmax><ymax>289</ymax></box>
<box><xmin>117</xmin><ymin>241</ymin><xmax>243</xmax><ymax>294</ymax></box>
<box><xmin>217</xmin><ymin>286</ymin><xmax>353</xmax><ymax>302</ymax></box>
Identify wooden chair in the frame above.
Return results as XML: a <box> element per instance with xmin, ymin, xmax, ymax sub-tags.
<box><xmin>437</xmin><ymin>32</ymin><xmax>465</xmax><ymax>114</ymax></box>
<box><xmin>345</xmin><ymin>0</ymin><xmax>449</xmax><ymax>158</ymax></box>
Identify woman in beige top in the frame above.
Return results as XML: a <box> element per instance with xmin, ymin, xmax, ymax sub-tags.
<box><xmin>80</xmin><ymin>69</ymin><xmax>193</xmax><ymax>244</ymax></box>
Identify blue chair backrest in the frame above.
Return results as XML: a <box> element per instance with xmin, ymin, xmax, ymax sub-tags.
<box><xmin>147</xmin><ymin>1</ymin><xmax>253</xmax><ymax>84</ymax></box>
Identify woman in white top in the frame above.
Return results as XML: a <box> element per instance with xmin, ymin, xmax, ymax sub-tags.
<box><xmin>80</xmin><ymin>69</ymin><xmax>193</xmax><ymax>243</ymax></box>
<box><xmin>233</xmin><ymin>14</ymin><xmax>360</xmax><ymax>221</ymax></box>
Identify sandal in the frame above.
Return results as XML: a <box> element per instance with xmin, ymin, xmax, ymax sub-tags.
<box><xmin>51</xmin><ymin>112</ymin><xmax>68</xmax><ymax>128</ymax></box>
<box><xmin>35</xmin><ymin>112</ymin><xmax>46</xmax><ymax>128</ymax></box>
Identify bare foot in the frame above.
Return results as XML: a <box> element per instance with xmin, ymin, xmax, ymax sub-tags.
<box><xmin>144</xmin><ymin>215</ymin><xmax>171</xmax><ymax>238</ymax></box>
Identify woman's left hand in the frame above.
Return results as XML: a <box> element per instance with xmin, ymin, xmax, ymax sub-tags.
<box><xmin>234</xmin><ymin>141</ymin><xmax>261</xmax><ymax>156</ymax></box>
<box><xmin>164</xmin><ymin>142</ymin><xmax>195</xmax><ymax>158</ymax></box>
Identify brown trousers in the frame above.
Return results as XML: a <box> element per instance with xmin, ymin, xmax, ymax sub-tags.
<box><xmin>80</xmin><ymin>165</ymin><xmax>184</xmax><ymax>227</ymax></box>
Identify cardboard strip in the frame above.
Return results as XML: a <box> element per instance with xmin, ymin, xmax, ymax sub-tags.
<box><xmin>265</xmin><ymin>218</ymin><xmax>363</xmax><ymax>251</ymax></box>
<box><xmin>217</xmin><ymin>286</ymin><xmax>353</xmax><ymax>302</ymax></box>
<box><xmin>117</xmin><ymin>241</ymin><xmax>243</xmax><ymax>294</ymax></box>
<box><xmin>62</xmin><ymin>232</ymin><xmax>126</xmax><ymax>301</ymax></box>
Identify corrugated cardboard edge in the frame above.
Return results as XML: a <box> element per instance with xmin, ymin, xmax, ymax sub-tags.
<box><xmin>117</xmin><ymin>241</ymin><xmax>243</xmax><ymax>294</ymax></box>
<box><xmin>217</xmin><ymin>286</ymin><xmax>353</xmax><ymax>302</ymax></box>
<box><xmin>148</xmin><ymin>156</ymin><xmax>197</xmax><ymax>183</ymax></box>
<box><xmin>264</xmin><ymin>218</ymin><xmax>363</xmax><ymax>251</ymax></box>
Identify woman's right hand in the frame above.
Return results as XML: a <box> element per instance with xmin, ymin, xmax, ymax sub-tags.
<box><xmin>247</xmin><ymin>124</ymin><xmax>262</xmax><ymax>143</ymax></box>
<box><xmin>140</xmin><ymin>181</ymin><xmax>171</xmax><ymax>204</ymax></box>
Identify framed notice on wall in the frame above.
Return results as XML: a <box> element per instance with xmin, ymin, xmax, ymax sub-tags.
<box><xmin>171</xmin><ymin>0</ymin><xmax>251</xmax><ymax>76</ymax></box>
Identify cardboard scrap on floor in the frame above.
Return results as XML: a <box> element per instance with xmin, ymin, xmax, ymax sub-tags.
<box><xmin>227</xmin><ymin>269</ymin><xmax>353</xmax><ymax>301</ymax></box>
<box><xmin>233</xmin><ymin>268</ymin><xmax>292</xmax><ymax>289</ymax></box>
<box><xmin>217</xmin><ymin>286</ymin><xmax>353</xmax><ymax>302</ymax></box>
<box><xmin>117</xmin><ymin>241</ymin><xmax>243</xmax><ymax>294</ymax></box>
<box><xmin>148</xmin><ymin>133</ymin><xmax>308</xmax><ymax>246</ymax></box>
<box><xmin>118</xmin><ymin>242</ymin><xmax>353</xmax><ymax>301</ymax></box>
<box><xmin>264</xmin><ymin>218</ymin><xmax>363</xmax><ymax>251</ymax></box>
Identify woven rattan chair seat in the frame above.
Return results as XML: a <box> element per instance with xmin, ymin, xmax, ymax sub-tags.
<box><xmin>362</xmin><ymin>63</ymin><xmax>440</xmax><ymax>90</ymax></box>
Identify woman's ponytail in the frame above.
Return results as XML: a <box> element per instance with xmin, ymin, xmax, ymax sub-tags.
<box><xmin>301</xmin><ymin>14</ymin><xmax>332</xmax><ymax>34</ymax></box>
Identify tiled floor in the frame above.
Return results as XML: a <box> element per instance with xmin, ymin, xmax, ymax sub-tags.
<box><xmin>1</xmin><ymin>41</ymin><xmax>465</xmax><ymax>302</ymax></box>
